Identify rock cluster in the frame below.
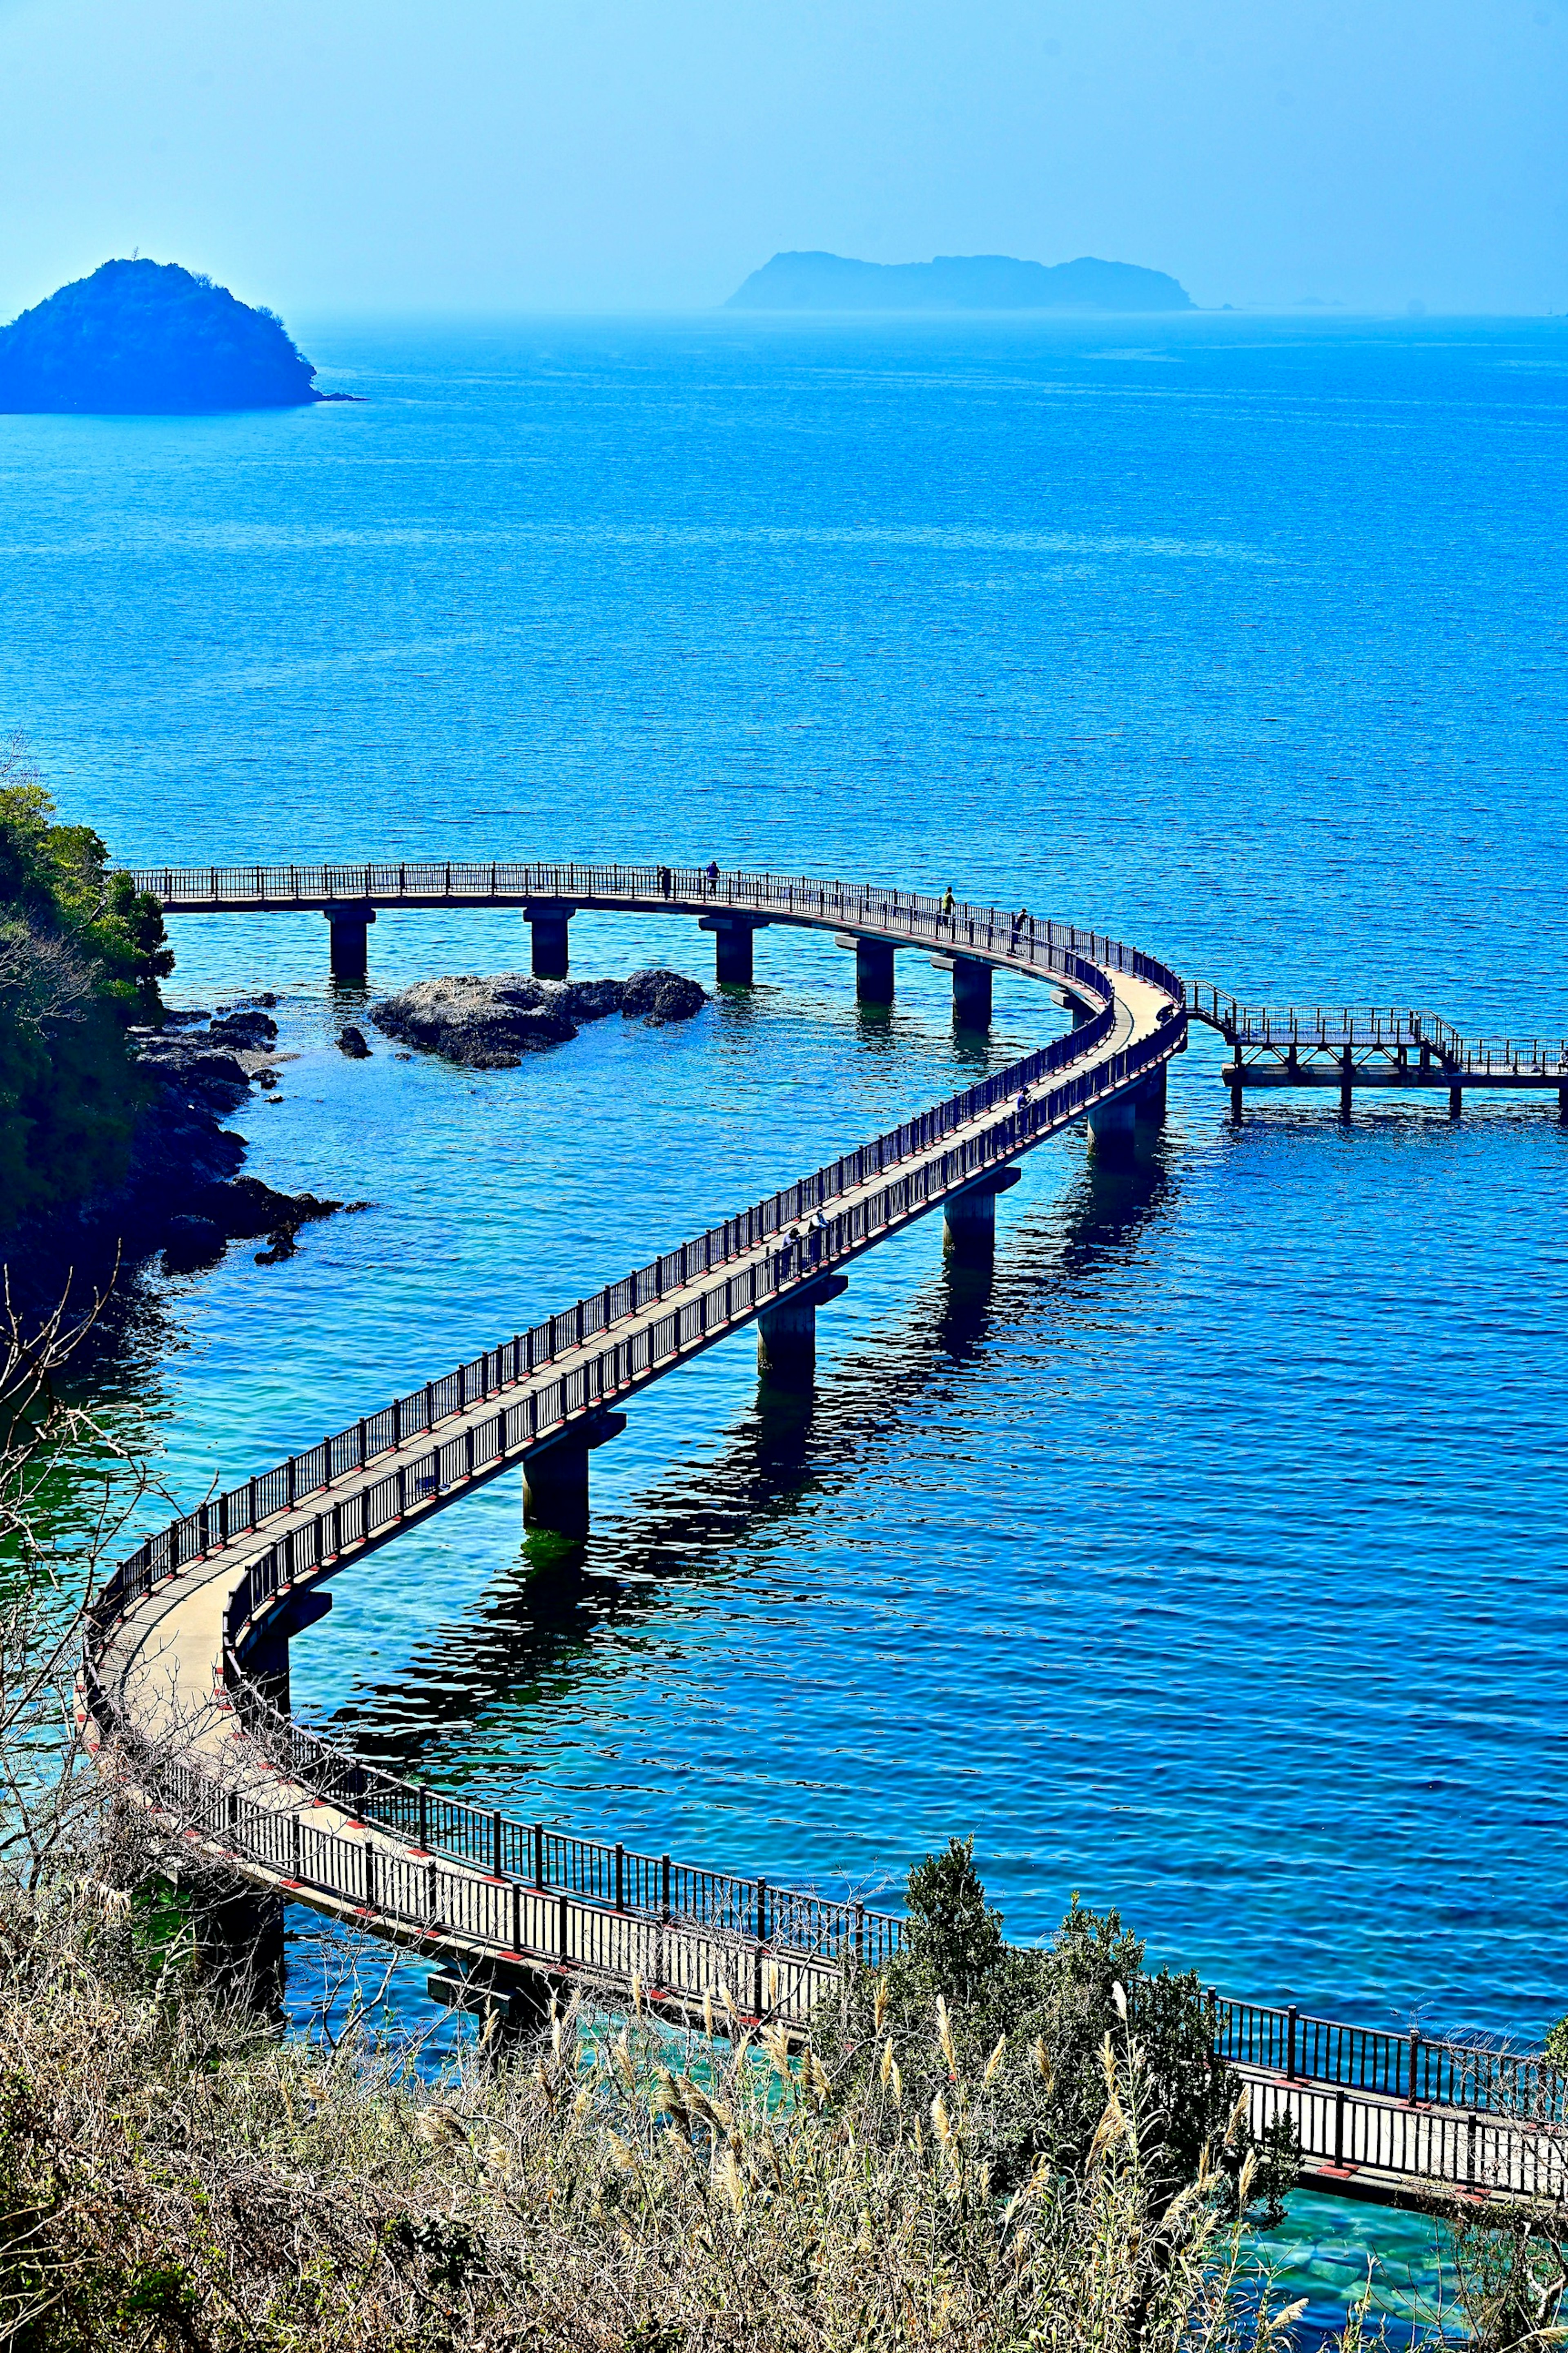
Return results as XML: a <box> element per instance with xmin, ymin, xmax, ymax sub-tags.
<box><xmin>369</xmin><ymin>970</ymin><xmax>708</xmax><ymax>1070</ymax></box>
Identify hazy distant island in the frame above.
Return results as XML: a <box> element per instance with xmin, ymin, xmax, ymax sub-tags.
<box><xmin>727</xmin><ymin>250</ymin><xmax>1193</xmax><ymax>313</ymax></box>
<box><xmin>0</xmin><ymin>257</ymin><xmax>345</xmax><ymax>414</ymax></box>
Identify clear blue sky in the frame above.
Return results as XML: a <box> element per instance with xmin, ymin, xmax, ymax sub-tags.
<box><xmin>0</xmin><ymin>0</ymin><xmax>1563</xmax><ymax>318</ymax></box>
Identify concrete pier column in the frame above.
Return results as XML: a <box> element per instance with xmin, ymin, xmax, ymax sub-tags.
<box><xmin>952</xmin><ymin>956</ymin><xmax>993</xmax><ymax>1028</ymax></box>
<box><xmin>1339</xmin><ymin>1044</ymin><xmax>1354</xmax><ymax>1120</ymax></box>
<box><xmin>855</xmin><ymin>938</ymin><xmax>896</xmax><ymax>1005</ymax></box>
<box><xmin>525</xmin><ymin>901</ymin><xmax>575</xmax><ymax>980</ymax></box>
<box><xmin>699</xmin><ymin>913</ymin><xmax>766</xmax><ymax>987</ymax></box>
<box><xmin>324</xmin><ymin>902</ymin><xmax>376</xmax><ymax>981</ymax></box>
<box><xmin>1559</xmin><ymin>1083</ymin><xmax>1568</xmax><ymax>1122</ymax></box>
<box><xmin>757</xmin><ymin>1274</ymin><xmax>848</xmax><ymax>1387</ymax></box>
<box><xmin>943</xmin><ymin>1167</ymin><xmax>1020</xmax><ymax>1261</ymax></box>
<box><xmin>1051</xmin><ymin>986</ymin><xmax>1095</xmax><ymax>1031</ymax></box>
<box><xmin>522</xmin><ymin>1412</ymin><xmax>626</xmax><ymax>1537</ymax></box>
<box><xmin>236</xmin><ymin>1588</ymin><xmax>333</xmax><ymax>1720</ymax></box>
<box><xmin>1449</xmin><ymin>1085</ymin><xmax>1463</xmax><ymax>1120</ymax></box>
<box><xmin>195</xmin><ymin>1881</ymin><xmax>286</xmax><ymax>2014</ymax></box>
<box><xmin>1135</xmin><ymin>1064</ymin><xmax>1168</xmax><ymax>1125</ymax></box>
<box><xmin>1088</xmin><ymin>1088</ymin><xmax>1139</xmax><ymax>1162</ymax></box>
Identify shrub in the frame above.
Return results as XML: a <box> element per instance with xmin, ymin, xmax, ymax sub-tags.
<box><xmin>813</xmin><ymin>1837</ymin><xmax>1299</xmax><ymax>2221</ymax></box>
<box><xmin>0</xmin><ymin>741</ymin><xmax>171</xmax><ymax>1224</ymax></box>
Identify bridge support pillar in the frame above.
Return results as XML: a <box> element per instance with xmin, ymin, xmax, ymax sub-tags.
<box><xmin>699</xmin><ymin>912</ymin><xmax>766</xmax><ymax>987</ymax></box>
<box><xmin>1449</xmin><ymin>1085</ymin><xmax>1463</xmax><ymax>1120</ymax></box>
<box><xmin>429</xmin><ymin>1966</ymin><xmax>550</xmax><ymax>2042</ymax></box>
<box><xmin>757</xmin><ymin>1275</ymin><xmax>848</xmax><ymax>1387</ymax></box>
<box><xmin>1052</xmin><ymin>986</ymin><xmax>1096</xmax><ymax>1031</ymax></box>
<box><xmin>1559</xmin><ymin>1084</ymin><xmax>1568</xmax><ymax>1123</ymax></box>
<box><xmin>324</xmin><ymin>902</ymin><xmax>376</xmax><ymax>981</ymax></box>
<box><xmin>943</xmin><ymin>1166</ymin><xmax>1020</xmax><ymax>1261</ymax></box>
<box><xmin>235</xmin><ymin>1588</ymin><xmax>333</xmax><ymax>1720</ymax></box>
<box><xmin>1135</xmin><ymin>1065</ymin><xmax>1168</xmax><ymax>1125</ymax></box>
<box><xmin>522</xmin><ymin>1412</ymin><xmax>626</xmax><ymax>1537</ymax></box>
<box><xmin>525</xmin><ymin>902</ymin><xmax>575</xmax><ymax>980</ymax></box>
<box><xmin>855</xmin><ymin>939</ymin><xmax>896</xmax><ymax>1006</ymax></box>
<box><xmin>952</xmin><ymin>955</ymin><xmax>992</xmax><ymax>1028</ymax></box>
<box><xmin>1087</xmin><ymin>1088</ymin><xmax>1138</xmax><ymax>1162</ymax></box>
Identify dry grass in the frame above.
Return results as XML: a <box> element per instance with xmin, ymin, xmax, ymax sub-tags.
<box><xmin>0</xmin><ymin>1873</ymin><xmax>1323</xmax><ymax>2353</ymax></box>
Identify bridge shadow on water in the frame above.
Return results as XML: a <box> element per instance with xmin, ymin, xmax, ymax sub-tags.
<box><xmin>314</xmin><ymin>1142</ymin><xmax>1179</xmax><ymax>1776</ymax></box>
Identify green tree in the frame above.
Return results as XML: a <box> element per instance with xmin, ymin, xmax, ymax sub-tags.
<box><xmin>815</xmin><ymin>1840</ymin><xmax>1298</xmax><ymax>2219</ymax></box>
<box><xmin>0</xmin><ymin>739</ymin><xmax>172</xmax><ymax>1225</ymax></box>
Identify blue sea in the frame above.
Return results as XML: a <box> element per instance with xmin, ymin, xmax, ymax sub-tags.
<box><xmin>4</xmin><ymin>310</ymin><xmax>1566</xmax><ymax>2321</ymax></box>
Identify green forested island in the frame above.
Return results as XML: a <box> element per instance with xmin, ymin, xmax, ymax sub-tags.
<box><xmin>726</xmin><ymin>250</ymin><xmax>1194</xmax><ymax>312</ymax></box>
<box><xmin>0</xmin><ymin>258</ymin><xmax>334</xmax><ymax>414</ymax></box>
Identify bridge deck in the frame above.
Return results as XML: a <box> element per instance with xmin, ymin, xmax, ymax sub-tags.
<box><xmin>84</xmin><ymin>861</ymin><xmax>1568</xmax><ymax>2212</ymax></box>
<box><xmin>91</xmin><ymin>890</ymin><xmax>1178</xmax><ymax>2068</ymax></box>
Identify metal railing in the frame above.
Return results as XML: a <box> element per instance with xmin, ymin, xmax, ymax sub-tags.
<box><xmin>1217</xmin><ymin>1995</ymin><xmax>1568</xmax><ymax>2125</ymax></box>
<box><xmin>1184</xmin><ymin>985</ymin><xmax>1568</xmax><ymax>1079</ymax></box>
<box><xmin>126</xmin><ymin>857</ymin><xmax>1181</xmax><ymax>1000</ymax></box>
<box><xmin>90</xmin><ymin>942</ymin><xmax>1167</xmax><ymax>1631</ymax></box>
<box><xmin>84</xmin><ymin>868</ymin><xmax>1192</xmax><ymax>2024</ymax></box>
<box><xmin>88</xmin><ymin>1687</ymin><xmax>852</xmax><ymax>2028</ymax></box>
<box><xmin>228</xmin><ymin>1658</ymin><xmax>902</xmax><ymax>1975</ymax></box>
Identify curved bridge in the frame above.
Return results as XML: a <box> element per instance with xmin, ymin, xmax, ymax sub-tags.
<box><xmin>87</xmin><ymin>863</ymin><xmax>1181</xmax><ymax>1996</ymax></box>
<box><xmin>82</xmin><ymin>863</ymin><xmax>1568</xmax><ymax>2207</ymax></box>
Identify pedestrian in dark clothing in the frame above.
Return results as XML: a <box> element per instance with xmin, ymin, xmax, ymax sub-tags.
<box><xmin>705</xmin><ymin>860</ymin><xmax>720</xmax><ymax>894</ymax></box>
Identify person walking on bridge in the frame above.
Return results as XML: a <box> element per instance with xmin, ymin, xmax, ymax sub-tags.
<box><xmin>941</xmin><ymin>885</ymin><xmax>956</xmax><ymax>927</ymax></box>
<box><xmin>705</xmin><ymin>859</ymin><xmax>719</xmax><ymax>895</ymax></box>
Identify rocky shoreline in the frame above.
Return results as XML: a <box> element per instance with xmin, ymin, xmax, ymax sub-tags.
<box><xmin>2</xmin><ymin>967</ymin><xmax>706</xmax><ymax>1309</ymax></box>
<box><xmin>370</xmin><ymin>968</ymin><xmax>708</xmax><ymax>1068</ymax></box>
<box><xmin>0</xmin><ymin>998</ymin><xmax>352</xmax><ymax>1309</ymax></box>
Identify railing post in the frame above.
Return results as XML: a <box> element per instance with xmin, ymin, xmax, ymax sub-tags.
<box><xmin>290</xmin><ymin>1811</ymin><xmax>302</xmax><ymax>1881</ymax></box>
<box><xmin>615</xmin><ymin>1841</ymin><xmax>625</xmax><ymax>1911</ymax></box>
<box><xmin>1335</xmin><ymin>2087</ymin><xmax>1346</xmax><ymax>2167</ymax></box>
<box><xmin>1409</xmin><ymin>2029</ymin><xmax>1421</xmax><ymax>2104</ymax></box>
<box><xmin>534</xmin><ymin>1822</ymin><xmax>545</xmax><ymax>1887</ymax></box>
<box><xmin>418</xmin><ymin>1786</ymin><xmax>430</xmax><ymax>1850</ymax></box>
<box><xmin>511</xmin><ymin>1878</ymin><xmax>523</xmax><ymax>1952</ymax></box>
<box><xmin>492</xmin><ymin>1809</ymin><xmax>504</xmax><ymax>1879</ymax></box>
<box><xmin>661</xmin><ymin>1853</ymin><xmax>671</xmax><ymax>1921</ymax></box>
<box><xmin>559</xmin><ymin>1886</ymin><xmax>570</xmax><ymax>1960</ymax></box>
<box><xmin>1285</xmin><ymin>2005</ymin><xmax>1298</xmax><ymax>2082</ymax></box>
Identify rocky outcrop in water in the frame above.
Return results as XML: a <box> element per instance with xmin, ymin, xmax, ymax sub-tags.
<box><xmin>0</xmin><ymin>1005</ymin><xmax>353</xmax><ymax>1303</ymax></box>
<box><xmin>370</xmin><ymin>970</ymin><xmax>708</xmax><ymax>1069</ymax></box>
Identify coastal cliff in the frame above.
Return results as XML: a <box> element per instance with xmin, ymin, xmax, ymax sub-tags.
<box><xmin>0</xmin><ymin>258</ymin><xmax>336</xmax><ymax>414</ymax></box>
<box><xmin>726</xmin><ymin>251</ymin><xmax>1193</xmax><ymax>312</ymax></box>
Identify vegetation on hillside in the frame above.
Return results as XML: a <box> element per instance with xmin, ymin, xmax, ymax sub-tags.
<box><xmin>0</xmin><ymin>1266</ymin><xmax>1537</xmax><ymax>2353</ymax></box>
<box><xmin>0</xmin><ymin>259</ymin><xmax>326</xmax><ymax>415</ymax></box>
<box><xmin>0</xmin><ymin>739</ymin><xmax>171</xmax><ymax>1226</ymax></box>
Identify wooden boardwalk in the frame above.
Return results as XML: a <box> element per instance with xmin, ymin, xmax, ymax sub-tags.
<box><xmin>83</xmin><ymin>861</ymin><xmax>1568</xmax><ymax>2211</ymax></box>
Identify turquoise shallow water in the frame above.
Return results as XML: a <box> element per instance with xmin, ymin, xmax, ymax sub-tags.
<box><xmin>4</xmin><ymin>315</ymin><xmax>1567</xmax><ymax>2096</ymax></box>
